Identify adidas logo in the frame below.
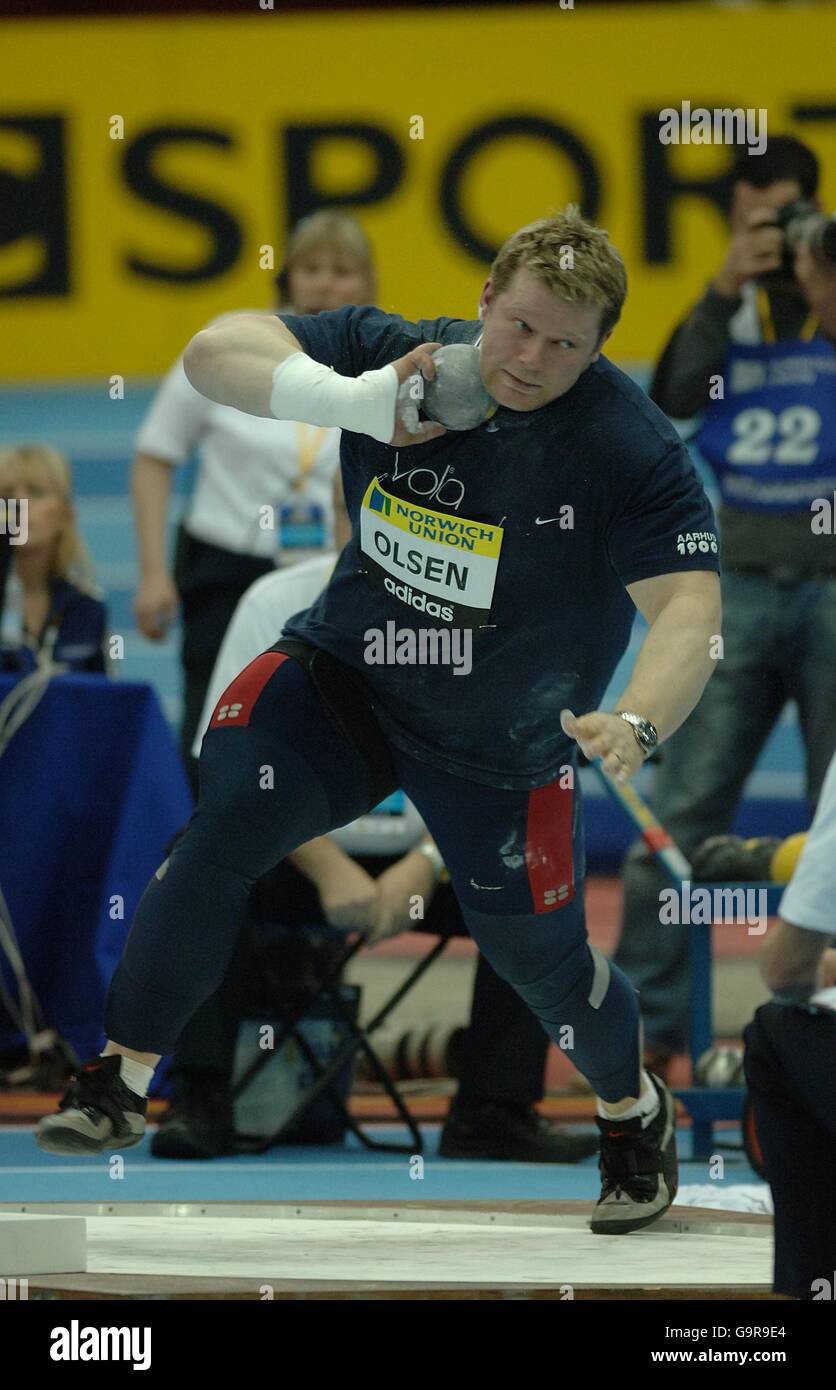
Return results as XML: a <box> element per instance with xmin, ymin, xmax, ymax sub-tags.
<box><xmin>216</xmin><ymin>702</ymin><xmax>243</xmax><ymax>721</ymax></box>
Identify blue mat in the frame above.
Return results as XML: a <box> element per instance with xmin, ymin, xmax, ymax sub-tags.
<box><xmin>0</xmin><ymin>1125</ymin><xmax>760</xmax><ymax>1204</ymax></box>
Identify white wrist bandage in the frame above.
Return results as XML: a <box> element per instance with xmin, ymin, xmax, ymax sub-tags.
<box><xmin>270</xmin><ymin>353</ymin><xmax>399</xmax><ymax>443</ymax></box>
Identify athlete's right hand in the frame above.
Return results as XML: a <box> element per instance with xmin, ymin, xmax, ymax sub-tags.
<box><xmin>316</xmin><ymin>858</ymin><xmax>380</xmax><ymax>931</ymax></box>
<box><xmin>134</xmin><ymin>572</ymin><xmax>178</xmax><ymax>640</ymax></box>
<box><xmin>387</xmin><ymin>342</ymin><xmax>448</xmax><ymax>447</ymax></box>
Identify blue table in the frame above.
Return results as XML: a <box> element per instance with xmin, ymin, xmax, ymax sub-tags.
<box><xmin>678</xmin><ymin>879</ymin><xmax>784</xmax><ymax>1158</ymax></box>
<box><xmin>0</xmin><ymin>674</ymin><xmax>193</xmax><ymax>1064</ymax></box>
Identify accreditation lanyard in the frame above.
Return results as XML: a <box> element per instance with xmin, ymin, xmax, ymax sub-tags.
<box><xmin>31</xmin><ymin>590</ymin><xmax>64</xmax><ymax>666</ymax></box>
<box><xmin>756</xmin><ymin>287</ymin><xmax>817</xmax><ymax>345</ymax></box>
<box><xmin>279</xmin><ymin>424</ymin><xmax>330</xmax><ymax>552</ymax></box>
<box><xmin>22</xmin><ymin>601</ymin><xmax>62</xmax><ymax>667</ymax></box>
<box><xmin>292</xmin><ymin>423</ymin><xmax>328</xmax><ymax>492</ymax></box>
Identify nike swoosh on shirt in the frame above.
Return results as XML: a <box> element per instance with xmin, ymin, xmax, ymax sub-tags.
<box><xmin>535</xmin><ymin>516</ymin><xmax>561</xmax><ymax>525</ymax></box>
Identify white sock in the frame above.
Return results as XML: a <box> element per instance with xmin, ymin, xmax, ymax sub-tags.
<box><xmin>102</xmin><ymin>1054</ymin><xmax>155</xmax><ymax>1098</ymax></box>
<box><xmin>597</xmin><ymin>1070</ymin><xmax>660</xmax><ymax>1128</ymax></box>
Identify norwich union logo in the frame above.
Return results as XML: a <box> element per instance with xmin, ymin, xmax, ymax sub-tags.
<box><xmin>368</xmin><ymin>487</ymin><xmax>391</xmax><ymax>516</ymax></box>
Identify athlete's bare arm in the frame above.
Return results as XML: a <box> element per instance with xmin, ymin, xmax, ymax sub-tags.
<box><xmin>183</xmin><ymin>314</ymin><xmax>305</xmax><ymax>418</ymax></box>
<box><xmin>561</xmin><ymin>570</ymin><xmax>721</xmax><ymax>782</ymax></box>
<box><xmin>617</xmin><ymin>569</ymin><xmax>721</xmax><ymax>743</ymax></box>
<box><xmin>183</xmin><ymin>312</ymin><xmax>446</xmax><ymax>446</ymax></box>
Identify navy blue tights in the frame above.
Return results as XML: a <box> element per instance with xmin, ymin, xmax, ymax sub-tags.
<box><xmin>105</xmin><ymin>647</ymin><xmax>640</xmax><ymax>1101</ymax></box>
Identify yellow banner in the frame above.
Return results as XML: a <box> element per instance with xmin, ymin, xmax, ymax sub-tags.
<box><xmin>1</xmin><ymin>5</ymin><xmax>834</xmax><ymax>378</ymax></box>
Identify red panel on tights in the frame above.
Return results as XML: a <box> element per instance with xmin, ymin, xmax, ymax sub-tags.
<box><xmin>209</xmin><ymin>652</ymin><xmax>289</xmax><ymax>730</ymax></box>
<box><xmin>525</xmin><ymin>779</ymin><xmax>575</xmax><ymax>913</ymax></box>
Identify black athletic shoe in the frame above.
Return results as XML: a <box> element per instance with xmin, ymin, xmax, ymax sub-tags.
<box><xmin>440</xmin><ymin>1100</ymin><xmax>599</xmax><ymax>1163</ymax></box>
<box><xmin>151</xmin><ymin>1083</ymin><xmax>237</xmax><ymax>1160</ymax></box>
<box><xmin>35</xmin><ymin>1054</ymin><xmax>147</xmax><ymax>1156</ymax></box>
<box><xmin>590</xmin><ymin>1072</ymin><xmax>679</xmax><ymax>1234</ymax></box>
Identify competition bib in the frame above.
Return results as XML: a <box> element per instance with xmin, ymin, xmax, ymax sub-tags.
<box><xmin>359</xmin><ymin>477</ymin><xmax>504</xmax><ymax>627</ymax></box>
<box><xmin>696</xmin><ymin>329</ymin><xmax>836</xmax><ymax>514</ymax></box>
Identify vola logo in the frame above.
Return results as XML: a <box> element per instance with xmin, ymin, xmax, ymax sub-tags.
<box><xmin>379</xmin><ymin>453</ymin><xmax>466</xmax><ymax>510</ymax></box>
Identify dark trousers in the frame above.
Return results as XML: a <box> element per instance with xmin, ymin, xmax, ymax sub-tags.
<box><xmin>174</xmin><ymin>525</ymin><xmax>276</xmax><ymax>798</ymax></box>
<box><xmin>744</xmin><ymin>1002</ymin><xmax>836</xmax><ymax>1299</ymax></box>
<box><xmin>168</xmin><ymin>853</ymin><xmax>550</xmax><ymax>1108</ymax></box>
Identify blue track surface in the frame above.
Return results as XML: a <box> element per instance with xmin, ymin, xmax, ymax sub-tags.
<box><xmin>1</xmin><ymin>1124</ymin><xmax>760</xmax><ymax>1204</ymax></box>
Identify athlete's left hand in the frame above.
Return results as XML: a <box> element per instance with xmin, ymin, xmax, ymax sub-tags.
<box><xmin>388</xmin><ymin>342</ymin><xmax>448</xmax><ymax>447</ymax></box>
<box><xmin>560</xmin><ymin>708</ymin><xmax>644</xmax><ymax>784</ymax></box>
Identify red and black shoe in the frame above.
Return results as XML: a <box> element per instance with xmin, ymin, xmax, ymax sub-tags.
<box><xmin>590</xmin><ymin>1073</ymin><xmax>679</xmax><ymax>1234</ymax></box>
<box><xmin>35</xmin><ymin>1055</ymin><xmax>147</xmax><ymax>1156</ymax></box>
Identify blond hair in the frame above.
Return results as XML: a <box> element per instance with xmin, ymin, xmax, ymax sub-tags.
<box><xmin>277</xmin><ymin>210</ymin><xmax>377</xmax><ymax>304</ymax></box>
<box><xmin>0</xmin><ymin>443</ymin><xmax>99</xmax><ymax>592</ymax></box>
<box><xmin>489</xmin><ymin>205</ymin><xmax>627</xmax><ymax>339</ymax></box>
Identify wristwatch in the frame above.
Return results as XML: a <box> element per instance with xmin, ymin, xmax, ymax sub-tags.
<box><xmin>614</xmin><ymin>711</ymin><xmax>658</xmax><ymax>760</ymax></box>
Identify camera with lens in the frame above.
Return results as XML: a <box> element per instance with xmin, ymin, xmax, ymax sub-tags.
<box><xmin>763</xmin><ymin>198</ymin><xmax>836</xmax><ymax>281</ymax></box>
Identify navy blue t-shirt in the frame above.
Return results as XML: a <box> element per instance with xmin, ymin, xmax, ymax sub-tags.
<box><xmin>277</xmin><ymin>305</ymin><xmax>720</xmax><ymax>790</ymax></box>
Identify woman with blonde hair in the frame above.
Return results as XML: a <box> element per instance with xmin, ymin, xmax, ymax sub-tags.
<box><xmin>0</xmin><ymin>444</ymin><xmax>108</xmax><ymax>674</ymax></box>
<box><xmin>132</xmin><ymin>210</ymin><xmax>377</xmax><ymax>795</ymax></box>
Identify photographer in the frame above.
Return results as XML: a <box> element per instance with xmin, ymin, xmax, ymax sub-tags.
<box><xmin>649</xmin><ymin>136</ymin><xmax>833</xmax><ymax>414</ymax></box>
<box><xmin>615</xmin><ymin>136</ymin><xmax>836</xmax><ymax>1075</ymax></box>
<box><xmin>132</xmin><ymin>211</ymin><xmax>372</xmax><ymax>797</ymax></box>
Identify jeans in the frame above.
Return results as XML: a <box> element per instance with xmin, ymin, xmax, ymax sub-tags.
<box><xmin>614</xmin><ymin>572</ymin><xmax>836</xmax><ymax>1053</ymax></box>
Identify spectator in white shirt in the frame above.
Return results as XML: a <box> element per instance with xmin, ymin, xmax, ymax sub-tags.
<box><xmin>131</xmin><ymin>211</ymin><xmax>376</xmax><ymax>794</ymax></box>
